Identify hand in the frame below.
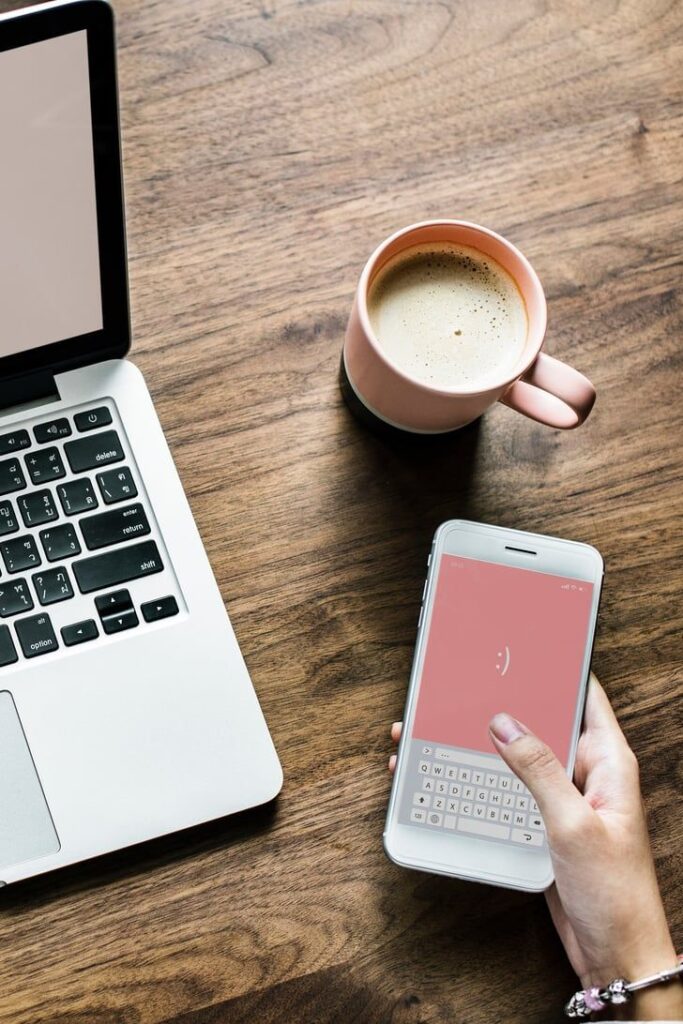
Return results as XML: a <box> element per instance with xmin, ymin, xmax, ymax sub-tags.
<box><xmin>388</xmin><ymin>675</ymin><xmax>682</xmax><ymax>1021</ymax></box>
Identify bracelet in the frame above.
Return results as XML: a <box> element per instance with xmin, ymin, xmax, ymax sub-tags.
<box><xmin>565</xmin><ymin>955</ymin><xmax>683</xmax><ymax>1018</ymax></box>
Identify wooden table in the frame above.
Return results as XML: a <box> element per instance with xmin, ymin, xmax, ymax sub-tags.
<box><xmin>1</xmin><ymin>1</ymin><xmax>681</xmax><ymax>1021</ymax></box>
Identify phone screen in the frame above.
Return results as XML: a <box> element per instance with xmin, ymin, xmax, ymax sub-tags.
<box><xmin>398</xmin><ymin>554</ymin><xmax>595</xmax><ymax>842</ymax></box>
<box><xmin>415</xmin><ymin>554</ymin><xmax>595</xmax><ymax>760</ymax></box>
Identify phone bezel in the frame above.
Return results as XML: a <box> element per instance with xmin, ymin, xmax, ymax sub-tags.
<box><xmin>383</xmin><ymin>519</ymin><xmax>603</xmax><ymax>892</ymax></box>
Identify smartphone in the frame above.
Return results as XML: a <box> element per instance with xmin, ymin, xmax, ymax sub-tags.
<box><xmin>384</xmin><ymin>520</ymin><xmax>603</xmax><ymax>892</ymax></box>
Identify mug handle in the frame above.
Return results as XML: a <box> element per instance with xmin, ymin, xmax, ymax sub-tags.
<box><xmin>499</xmin><ymin>352</ymin><xmax>596</xmax><ymax>429</ymax></box>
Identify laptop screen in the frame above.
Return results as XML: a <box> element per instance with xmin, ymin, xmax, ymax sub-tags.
<box><xmin>0</xmin><ymin>1</ymin><xmax>128</xmax><ymax>387</ymax></box>
<box><xmin>0</xmin><ymin>30</ymin><xmax>103</xmax><ymax>357</ymax></box>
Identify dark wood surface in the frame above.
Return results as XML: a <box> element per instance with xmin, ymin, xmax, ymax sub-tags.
<box><xmin>1</xmin><ymin>1</ymin><xmax>681</xmax><ymax>1021</ymax></box>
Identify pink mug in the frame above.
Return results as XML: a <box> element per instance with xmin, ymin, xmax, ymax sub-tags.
<box><xmin>342</xmin><ymin>221</ymin><xmax>595</xmax><ymax>433</ymax></box>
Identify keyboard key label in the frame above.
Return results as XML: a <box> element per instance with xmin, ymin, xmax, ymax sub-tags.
<box><xmin>73</xmin><ymin>540</ymin><xmax>164</xmax><ymax>593</ymax></box>
<box><xmin>141</xmin><ymin>595</ymin><xmax>179</xmax><ymax>623</ymax></box>
<box><xmin>64</xmin><ymin>430</ymin><xmax>124</xmax><ymax>473</ymax></box>
<box><xmin>58</xmin><ymin>479</ymin><xmax>98</xmax><ymax>516</ymax></box>
<box><xmin>0</xmin><ymin>458</ymin><xmax>26</xmax><ymax>495</ymax></box>
<box><xmin>0</xmin><ymin>579</ymin><xmax>34</xmax><ymax>617</ymax></box>
<box><xmin>97</xmin><ymin>466</ymin><xmax>137</xmax><ymax>504</ymax></box>
<box><xmin>61</xmin><ymin>619</ymin><xmax>99</xmax><ymax>646</ymax></box>
<box><xmin>80</xmin><ymin>503</ymin><xmax>150</xmax><ymax>551</ymax></box>
<box><xmin>0</xmin><ymin>431</ymin><xmax>30</xmax><ymax>456</ymax></box>
<box><xmin>15</xmin><ymin>613</ymin><xmax>58</xmax><ymax>658</ymax></box>
<box><xmin>74</xmin><ymin>407</ymin><xmax>113</xmax><ymax>432</ymax></box>
<box><xmin>25</xmin><ymin>447</ymin><xmax>65</xmax><ymax>484</ymax></box>
<box><xmin>32</xmin><ymin>567</ymin><xmax>74</xmax><ymax>606</ymax></box>
<box><xmin>1</xmin><ymin>535</ymin><xmax>41</xmax><ymax>573</ymax></box>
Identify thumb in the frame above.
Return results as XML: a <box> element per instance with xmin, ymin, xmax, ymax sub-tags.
<box><xmin>489</xmin><ymin>712</ymin><xmax>587</xmax><ymax>835</ymax></box>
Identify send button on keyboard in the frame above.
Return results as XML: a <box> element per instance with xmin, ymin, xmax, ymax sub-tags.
<box><xmin>511</xmin><ymin>828</ymin><xmax>544</xmax><ymax>846</ymax></box>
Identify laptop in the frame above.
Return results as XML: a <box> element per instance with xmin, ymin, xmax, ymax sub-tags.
<box><xmin>0</xmin><ymin>0</ymin><xmax>282</xmax><ymax>886</ymax></box>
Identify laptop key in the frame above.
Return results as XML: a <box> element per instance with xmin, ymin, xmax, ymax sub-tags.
<box><xmin>0</xmin><ymin>624</ymin><xmax>18</xmax><ymax>665</ymax></box>
<box><xmin>0</xmin><ymin>579</ymin><xmax>34</xmax><ymax>617</ymax></box>
<box><xmin>0</xmin><ymin>430</ymin><xmax>31</xmax><ymax>456</ymax></box>
<box><xmin>73</xmin><ymin>540</ymin><xmax>163</xmax><ymax>593</ymax></box>
<box><xmin>95</xmin><ymin>589</ymin><xmax>137</xmax><ymax>634</ymax></box>
<box><xmin>141</xmin><ymin>595</ymin><xmax>179</xmax><ymax>622</ymax></box>
<box><xmin>57</xmin><ymin>478</ymin><xmax>98</xmax><ymax>516</ymax></box>
<box><xmin>1</xmin><ymin>535</ymin><xmax>41</xmax><ymax>573</ymax></box>
<box><xmin>80</xmin><ymin>503</ymin><xmax>150</xmax><ymax>550</ymax></box>
<box><xmin>0</xmin><ymin>458</ymin><xmax>26</xmax><ymax>495</ymax></box>
<box><xmin>25</xmin><ymin>447</ymin><xmax>65</xmax><ymax>484</ymax></box>
<box><xmin>18</xmin><ymin>489</ymin><xmax>58</xmax><ymax>527</ymax></box>
<box><xmin>102</xmin><ymin>608</ymin><xmax>139</xmax><ymax>635</ymax></box>
<box><xmin>61</xmin><ymin>619</ymin><xmax>99</xmax><ymax>646</ymax></box>
<box><xmin>97</xmin><ymin>466</ymin><xmax>137</xmax><ymax>504</ymax></box>
<box><xmin>33</xmin><ymin>418</ymin><xmax>72</xmax><ymax>443</ymax></box>
<box><xmin>95</xmin><ymin>589</ymin><xmax>133</xmax><ymax>617</ymax></box>
<box><xmin>64</xmin><ymin>430</ymin><xmax>124</xmax><ymax>473</ymax></box>
<box><xmin>74</xmin><ymin>407</ymin><xmax>112</xmax><ymax>432</ymax></box>
<box><xmin>32</xmin><ymin>567</ymin><xmax>74</xmax><ymax>606</ymax></box>
<box><xmin>0</xmin><ymin>501</ymin><xmax>19</xmax><ymax>535</ymax></box>
<box><xmin>15</xmin><ymin>613</ymin><xmax>58</xmax><ymax>658</ymax></box>
<box><xmin>40</xmin><ymin>523</ymin><xmax>81</xmax><ymax>562</ymax></box>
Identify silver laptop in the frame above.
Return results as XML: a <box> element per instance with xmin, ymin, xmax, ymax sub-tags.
<box><xmin>0</xmin><ymin>0</ymin><xmax>282</xmax><ymax>886</ymax></box>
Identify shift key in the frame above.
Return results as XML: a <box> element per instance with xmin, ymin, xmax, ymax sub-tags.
<box><xmin>64</xmin><ymin>430</ymin><xmax>124</xmax><ymax>473</ymax></box>
<box><xmin>73</xmin><ymin>540</ymin><xmax>163</xmax><ymax>593</ymax></box>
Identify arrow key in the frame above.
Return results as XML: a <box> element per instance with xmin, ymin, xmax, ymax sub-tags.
<box><xmin>141</xmin><ymin>595</ymin><xmax>178</xmax><ymax>623</ymax></box>
<box><xmin>94</xmin><ymin>588</ymin><xmax>139</xmax><ymax>634</ymax></box>
<box><xmin>61</xmin><ymin>619</ymin><xmax>99</xmax><ymax>647</ymax></box>
<box><xmin>102</xmin><ymin>608</ymin><xmax>139</xmax><ymax>635</ymax></box>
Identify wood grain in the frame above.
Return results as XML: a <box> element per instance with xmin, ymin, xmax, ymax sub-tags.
<box><xmin>0</xmin><ymin>0</ymin><xmax>681</xmax><ymax>1021</ymax></box>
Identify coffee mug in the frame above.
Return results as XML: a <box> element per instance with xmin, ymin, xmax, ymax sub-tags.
<box><xmin>342</xmin><ymin>220</ymin><xmax>596</xmax><ymax>433</ymax></box>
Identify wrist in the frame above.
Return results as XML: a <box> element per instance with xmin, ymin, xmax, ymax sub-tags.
<box><xmin>580</xmin><ymin>922</ymin><xmax>677</xmax><ymax>989</ymax></box>
<box><xmin>581</xmin><ymin>937</ymin><xmax>682</xmax><ymax>1022</ymax></box>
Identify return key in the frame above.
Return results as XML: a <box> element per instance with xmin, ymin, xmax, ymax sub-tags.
<box><xmin>80</xmin><ymin>503</ymin><xmax>150</xmax><ymax>550</ymax></box>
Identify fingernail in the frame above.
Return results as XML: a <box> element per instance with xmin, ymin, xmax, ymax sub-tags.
<box><xmin>490</xmin><ymin>713</ymin><xmax>527</xmax><ymax>745</ymax></box>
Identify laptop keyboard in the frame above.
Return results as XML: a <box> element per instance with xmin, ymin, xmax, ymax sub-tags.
<box><xmin>0</xmin><ymin>402</ymin><xmax>183</xmax><ymax>667</ymax></box>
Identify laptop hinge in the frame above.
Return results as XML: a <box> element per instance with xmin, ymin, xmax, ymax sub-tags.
<box><xmin>0</xmin><ymin>371</ymin><xmax>60</xmax><ymax>415</ymax></box>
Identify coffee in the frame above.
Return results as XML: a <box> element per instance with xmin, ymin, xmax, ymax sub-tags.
<box><xmin>367</xmin><ymin>242</ymin><xmax>527</xmax><ymax>389</ymax></box>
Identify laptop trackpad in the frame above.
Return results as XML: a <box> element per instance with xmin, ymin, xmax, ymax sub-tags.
<box><xmin>0</xmin><ymin>691</ymin><xmax>59</xmax><ymax>872</ymax></box>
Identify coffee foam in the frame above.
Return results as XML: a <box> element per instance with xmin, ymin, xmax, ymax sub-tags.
<box><xmin>367</xmin><ymin>242</ymin><xmax>527</xmax><ymax>389</ymax></box>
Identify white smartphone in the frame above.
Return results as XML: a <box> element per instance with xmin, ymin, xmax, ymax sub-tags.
<box><xmin>384</xmin><ymin>519</ymin><xmax>603</xmax><ymax>892</ymax></box>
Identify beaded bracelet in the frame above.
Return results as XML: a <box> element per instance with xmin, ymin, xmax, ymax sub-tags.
<box><xmin>565</xmin><ymin>955</ymin><xmax>683</xmax><ymax>1018</ymax></box>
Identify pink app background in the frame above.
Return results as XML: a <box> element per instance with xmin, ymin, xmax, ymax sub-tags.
<box><xmin>412</xmin><ymin>555</ymin><xmax>594</xmax><ymax>765</ymax></box>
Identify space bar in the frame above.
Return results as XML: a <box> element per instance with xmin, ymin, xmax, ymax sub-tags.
<box><xmin>73</xmin><ymin>540</ymin><xmax>164</xmax><ymax>594</ymax></box>
<box><xmin>457</xmin><ymin>818</ymin><xmax>510</xmax><ymax>840</ymax></box>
